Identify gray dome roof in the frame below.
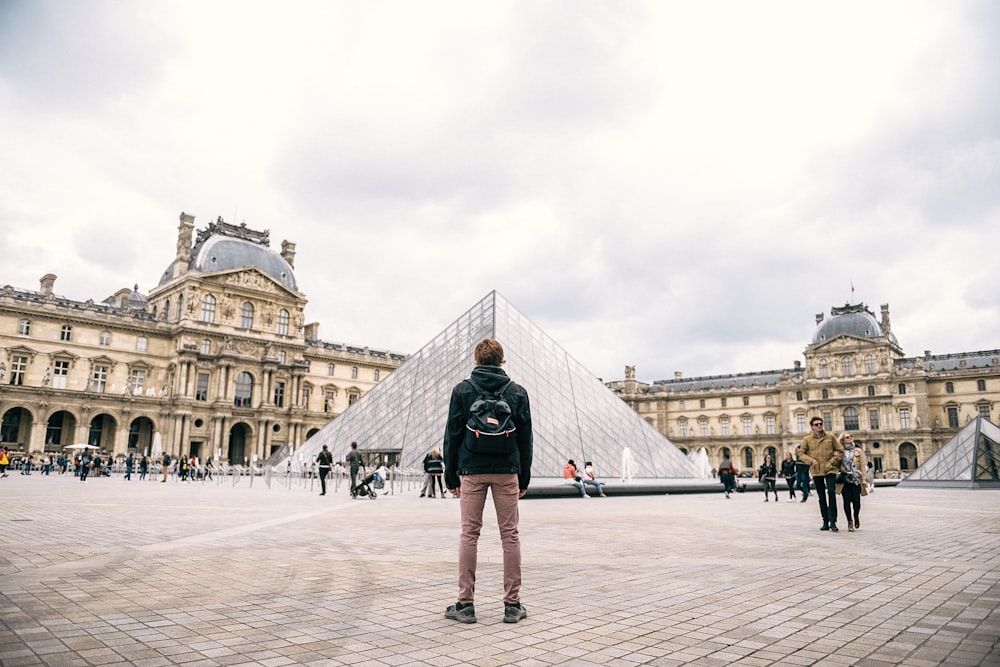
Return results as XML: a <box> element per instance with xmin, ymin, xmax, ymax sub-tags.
<box><xmin>812</xmin><ymin>305</ymin><xmax>898</xmax><ymax>345</ymax></box>
<box><xmin>159</xmin><ymin>235</ymin><xmax>297</xmax><ymax>291</ymax></box>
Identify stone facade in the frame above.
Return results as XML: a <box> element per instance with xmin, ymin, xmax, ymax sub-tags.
<box><xmin>0</xmin><ymin>213</ymin><xmax>404</xmax><ymax>464</ymax></box>
<box><xmin>608</xmin><ymin>303</ymin><xmax>999</xmax><ymax>476</ymax></box>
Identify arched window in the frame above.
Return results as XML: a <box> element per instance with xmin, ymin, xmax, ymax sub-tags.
<box><xmin>277</xmin><ymin>309</ymin><xmax>290</xmax><ymax>335</ymax></box>
<box><xmin>200</xmin><ymin>294</ymin><xmax>217</xmax><ymax>323</ymax></box>
<box><xmin>864</xmin><ymin>354</ymin><xmax>876</xmax><ymax>374</ymax></box>
<box><xmin>234</xmin><ymin>372</ymin><xmax>254</xmax><ymax>408</ymax></box>
<box><xmin>841</xmin><ymin>356</ymin><xmax>853</xmax><ymax>376</ymax></box>
<box><xmin>819</xmin><ymin>360</ymin><xmax>830</xmax><ymax>378</ymax></box>
<box><xmin>240</xmin><ymin>302</ymin><xmax>254</xmax><ymax>329</ymax></box>
<box><xmin>843</xmin><ymin>407</ymin><xmax>859</xmax><ymax>430</ymax></box>
<box><xmin>899</xmin><ymin>443</ymin><xmax>918</xmax><ymax>471</ymax></box>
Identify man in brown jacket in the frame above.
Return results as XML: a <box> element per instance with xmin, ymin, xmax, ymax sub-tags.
<box><xmin>798</xmin><ymin>416</ymin><xmax>844</xmax><ymax>532</ymax></box>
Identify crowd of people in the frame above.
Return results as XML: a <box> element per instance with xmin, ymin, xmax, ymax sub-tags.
<box><xmin>717</xmin><ymin>416</ymin><xmax>876</xmax><ymax>534</ymax></box>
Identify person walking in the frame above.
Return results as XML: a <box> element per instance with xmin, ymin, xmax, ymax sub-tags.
<box><xmin>124</xmin><ymin>453</ymin><xmax>134</xmax><ymax>481</ymax></box>
<box><xmin>794</xmin><ymin>446</ymin><xmax>811</xmax><ymax>502</ymax></box>
<box><xmin>316</xmin><ymin>444</ymin><xmax>333</xmax><ymax>495</ymax></box>
<box><xmin>444</xmin><ymin>338</ymin><xmax>533</xmax><ymax>625</ymax></box>
<box><xmin>758</xmin><ymin>453</ymin><xmax>779</xmax><ymax>502</ymax></box>
<box><xmin>718</xmin><ymin>454</ymin><xmax>738</xmax><ymax>498</ymax></box>
<box><xmin>424</xmin><ymin>447</ymin><xmax>445</xmax><ymax>498</ymax></box>
<box><xmin>161</xmin><ymin>453</ymin><xmax>171</xmax><ymax>483</ymax></box>
<box><xmin>139</xmin><ymin>455</ymin><xmax>149</xmax><ymax>481</ymax></box>
<box><xmin>0</xmin><ymin>446</ymin><xmax>10</xmax><ymax>478</ymax></box>
<box><xmin>345</xmin><ymin>442</ymin><xmax>364</xmax><ymax>493</ymax></box>
<box><xmin>798</xmin><ymin>417</ymin><xmax>844</xmax><ymax>532</ymax></box>
<box><xmin>837</xmin><ymin>434</ymin><xmax>868</xmax><ymax>532</ymax></box>
<box><xmin>780</xmin><ymin>452</ymin><xmax>797</xmax><ymax>501</ymax></box>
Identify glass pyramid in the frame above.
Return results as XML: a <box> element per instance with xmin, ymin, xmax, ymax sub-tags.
<box><xmin>295</xmin><ymin>291</ymin><xmax>699</xmax><ymax>479</ymax></box>
<box><xmin>901</xmin><ymin>417</ymin><xmax>1000</xmax><ymax>488</ymax></box>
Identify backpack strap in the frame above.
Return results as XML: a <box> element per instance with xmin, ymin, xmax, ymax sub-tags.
<box><xmin>466</xmin><ymin>377</ymin><xmax>513</xmax><ymax>398</ymax></box>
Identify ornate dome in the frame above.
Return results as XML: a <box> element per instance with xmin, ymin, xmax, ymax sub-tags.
<box><xmin>812</xmin><ymin>303</ymin><xmax>898</xmax><ymax>346</ymax></box>
<box><xmin>158</xmin><ymin>221</ymin><xmax>298</xmax><ymax>291</ymax></box>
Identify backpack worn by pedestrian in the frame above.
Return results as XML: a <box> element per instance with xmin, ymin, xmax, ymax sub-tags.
<box><xmin>464</xmin><ymin>378</ymin><xmax>516</xmax><ymax>455</ymax></box>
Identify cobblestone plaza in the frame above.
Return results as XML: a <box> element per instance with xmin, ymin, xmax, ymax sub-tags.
<box><xmin>1</xmin><ymin>474</ymin><xmax>998</xmax><ymax>666</ymax></box>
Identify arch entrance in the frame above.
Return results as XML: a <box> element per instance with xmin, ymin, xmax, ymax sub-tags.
<box><xmin>45</xmin><ymin>410</ymin><xmax>77</xmax><ymax>452</ymax></box>
<box><xmin>1</xmin><ymin>407</ymin><xmax>33</xmax><ymax>449</ymax></box>
<box><xmin>228</xmin><ymin>422</ymin><xmax>253</xmax><ymax>464</ymax></box>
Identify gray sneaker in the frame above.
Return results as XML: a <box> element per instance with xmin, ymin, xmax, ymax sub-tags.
<box><xmin>503</xmin><ymin>603</ymin><xmax>527</xmax><ymax>624</ymax></box>
<box><xmin>445</xmin><ymin>602</ymin><xmax>477</xmax><ymax>624</ymax></box>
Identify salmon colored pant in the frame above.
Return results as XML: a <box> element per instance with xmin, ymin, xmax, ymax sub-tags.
<box><xmin>457</xmin><ymin>473</ymin><xmax>522</xmax><ymax>605</ymax></box>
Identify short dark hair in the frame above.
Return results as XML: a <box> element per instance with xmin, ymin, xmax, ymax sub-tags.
<box><xmin>810</xmin><ymin>417</ymin><xmax>823</xmax><ymax>426</ymax></box>
<box><xmin>350</xmin><ymin>441</ymin><xmax>358</xmax><ymax>449</ymax></box>
<box><xmin>474</xmin><ymin>338</ymin><xmax>505</xmax><ymax>366</ymax></box>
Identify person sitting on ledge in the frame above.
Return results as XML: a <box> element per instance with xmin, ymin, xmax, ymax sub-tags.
<box><xmin>563</xmin><ymin>459</ymin><xmax>589</xmax><ymax>498</ymax></box>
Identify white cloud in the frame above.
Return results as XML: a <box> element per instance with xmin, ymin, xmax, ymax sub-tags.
<box><xmin>1</xmin><ymin>0</ymin><xmax>997</xmax><ymax>382</ymax></box>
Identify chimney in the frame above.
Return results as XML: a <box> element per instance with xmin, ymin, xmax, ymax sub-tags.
<box><xmin>39</xmin><ymin>274</ymin><xmax>57</xmax><ymax>296</ymax></box>
<box><xmin>794</xmin><ymin>360</ymin><xmax>802</xmax><ymax>369</ymax></box>
<box><xmin>924</xmin><ymin>350</ymin><xmax>932</xmax><ymax>357</ymax></box>
<box><xmin>171</xmin><ymin>212</ymin><xmax>196</xmax><ymax>280</ymax></box>
<box><xmin>880</xmin><ymin>303</ymin><xmax>891</xmax><ymax>335</ymax></box>
<box><xmin>815</xmin><ymin>312</ymin><xmax>824</xmax><ymax>325</ymax></box>
<box><xmin>674</xmin><ymin>371</ymin><xmax>683</xmax><ymax>380</ymax></box>
<box><xmin>281</xmin><ymin>240</ymin><xmax>297</xmax><ymax>268</ymax></box>
<box><xmin>304</xmin><ymin>322</ymin><xmax>319</xmax><ymax>341</ymax></box>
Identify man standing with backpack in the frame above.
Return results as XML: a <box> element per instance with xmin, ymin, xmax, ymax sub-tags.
<box><xmin>443</xmin><ymin>338</ymin><xmax>533</xmax><ymax>625</ymax></box>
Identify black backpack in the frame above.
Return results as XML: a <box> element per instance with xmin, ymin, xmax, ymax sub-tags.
<box><xmin>464</xmin><ymin>378</ymin><xmax>517</xmax><ymax>455</ymax></box>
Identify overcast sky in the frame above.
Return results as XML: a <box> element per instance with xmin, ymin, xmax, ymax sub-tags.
<box><xmin>1</xmin><ymin>0</ymin><xmax>997</xmax><ymax>382</ymax></box>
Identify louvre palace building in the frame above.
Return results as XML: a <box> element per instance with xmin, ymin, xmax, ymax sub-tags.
<box><xmin>0</xmin><ymin>213</ymin><xmax>404</xmax><ymax>465</ymax></box>
<box><xmin>608</xmin><ymin>304</ymin><xmax>1000</xmax><ymax>477</ymax></box>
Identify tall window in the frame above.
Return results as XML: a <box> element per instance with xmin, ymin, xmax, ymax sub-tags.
<box><xmin>864</xmin><ymin>354</ymin><xmax>876</xmax><ymax>374</ymax></box>
<box><xmin>374</xmin><ymin>369</ymin><xmax>380</xmax><ymax>382</ymax></box>
<box><xmin>91</xmin><ymin>365</ymin><xmax>108</xmax><ymax>393</ymax></box>
<box><xmin>61</xmin><ymin>325</ymin><xmax>73</xmax><ymax>341</ymax></box>
<box><xmin>898</xmin><ymin>383</ymin><xmax>906</xmax><ymax>395</ymax></box>
<box><xmin>844</xmin><ymin>407</ymin><xmax>859</xmax><ymax>430</ymax></box>
<box><xmin>17</xmin><ymin>318</ymin><xmax>30</xmax><ymax>335</ymax></box>
<box><xmin>201</xmin><ymin>339</ymin><xmax>212</xmax><ymax>355</ymax></box>
<box><xmin>766</xmin><ymin>395</ymin><xmax>773</xmax><ymax>406</ymax></box>
<box><xmin>822</xmin><ymin>388</ymin><xmax>829</xmax><ymax>400</ymax></box>
<box><xmin>351</xmin><ymin>366</ymin><xmax>358</xmax><ymax>379</ymax></box>
<box><xmin>796</xmin><ymin>414</ymin><xmax>806</xmax><ymax>433</ymax></box>
<box><xmin>53</xmin><ymin>360</ymin><xmax>69</xmax><ymax>389</ymax></box>
<box><xmin>234</xmin><ymin>372</ymin><xmax>254</xmax><ymax>408</ymax></box>
<box><xmin>977</xmin><ymin>379</ymin><xmax>986</xmax><ymax>391</ymax></box>
<box><xmin>348</xmin><ymin>392</ymin><xmax>359</xmax><ymax>405</ymax></box>
<box><xmin>742</xmin><ymin>396</ymin><xmax>750</xmax><ymax>407</ymax></box>
<box><xmin>868</xmin><ymin>409</ymin><xmax>879</xmax><ymax>430</ymax></box>
<box><xmin>796</xmin><ymin>390</ymin><xmax>803</xmax><ymax>401</ymax></box>
<box><xmin>867</xmin><ymin>385</ymin><xmax>876</xmax><ymax>397</ymax></box>
<box><xmin>699</xmin><ymin>399</ymin><xmax>705</xmax><ymax>409</ymax></box>
<box><xmin>136</xmin><ymin>336</ymin><xmax>147</xmax><ymax>352</ymax></box>
<box><xmin>699</xmin><ymin>419</ymin><xmax>708</xmax><ymax>436</ymax></box>
<box><xmin>277</xmin><ymin>350</ymin><xmax>286</xmax><ymax>364</ymax></box>
<box><xmin>679</xmin><ymin>400</ymin><xmax>686</xmax><ymax>410</ymax></box>
<box><xmin>679</xmin><ymin>421</ymin><xmax>688</xmax><ymax>437</ymax></box>
<box><xmin>721</xmin><ymin>418</ymin><xmax>730</xmax><ymax>436</ymax></box>
<box><xmin>742</xmin><ymin>417</ymin><xmax>752</xmax><ymax>435</ymax></box>
<box><xmin>945</xmin><ymin>381</ymin><xmax>954</xmax><ymax>394</ymax></box>
<box><xmin>273</xmin><ymin>381</ymin><xmax>285</xmax><ymax>408</ymax></box>
<box><xmin>841</xmin><ymin>356</ymin><xmax>853</xmax><ymax>376</ymax></box>
<box><xmin>324</xmin><ymin>390</ymin><xmax>335</xmax><ymax>413</ymax></box>
<box><xmin>99</xmin><ymin>331</ymin><xmax>111</xmax><ymax>347</ymax></box>
<box><xmin>947</xmin><ymin>407</ymin><xmax>959</xmax><ymax>428</ymax></box>
<box><xmin>277</xmin><ymin>309</ymin><xmax>290</xmax><ymax>335</ymax></box>
<box><xmin>979</xmin><ymin>404</ymin><xmax>991</xmax><ymax>419</ymax></box>
<box><xmin>196</xmin><ymin>373</ymin><xmax>209</xmax><ymax>401</ymax></box>
<box><xmin>721</xmin><ymin>397</ymin><xmax>727</xmax><ymax>408</ymax></box>
<box><xmin>328</xmin><ymin>363</ymin><xmax>335</xmax><ymax>376</ymax></box>
<box><xmin>200</xmin><ymin>294</ymin><xmax>217</xmax><ymax>323</ymax></box>
<box><xmin>9</xmin><ymin>355</ymin><xmax>28</xmax><ymax>385</ymax></box>
<box><xmin>899</xmin><ymin>407</ymin><xmax>911</xmax><ymax>429</ymax></box>
<box><xmin>823</xmin><ymin>412</ymin><xmax>833</xmax><ymax>430</ymax></box>
<box><xmin>743</xmin><ymin>448</ymin><xmax>754</xmax><ymax>469</ymax></box>
<box><xmin>819</xmin><ymin>360</ymin><xmax>830</xmax><ymax>378</ymax></box>
<box><xmin>240</xmin><ymin>302</ymin><xmax>254</xmax><ymax>329</ymax></box>
<box><xmin>766</xmin><ymin>415</ymin><xmax>775</xmax><ymax>434</ymax></box>
<box><xmin>129</xmin><ymin>369</ymin><xmax>145</xmax><ymax>395</ymax></box>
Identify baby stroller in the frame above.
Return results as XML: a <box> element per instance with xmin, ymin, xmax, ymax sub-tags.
<box><xmin>351</xmin><ymin>469</ymin><xmax>382</xmax><ymax>499</ymax></box>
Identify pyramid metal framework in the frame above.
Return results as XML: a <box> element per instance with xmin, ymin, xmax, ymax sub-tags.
<box><xmin>295</xmin><ymin>291</ymin><xmax>699</xmax><ymax>479</ymax></box>
<box><xmin>900</xmin><ymin>417</ymin><xmax>1000</xmax><ymax>488</ymax></box>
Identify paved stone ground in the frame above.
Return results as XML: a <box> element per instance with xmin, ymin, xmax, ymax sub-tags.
<box><xmin>1</xmin><ymin>472</ymin><xmax>998</xmax><ymax>667</ymax></box>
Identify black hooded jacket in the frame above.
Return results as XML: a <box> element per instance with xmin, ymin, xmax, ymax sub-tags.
<box><xmin>443</xmin><ymin>365</ymin><xmax>533</xmax><ymax>491</ymax></box>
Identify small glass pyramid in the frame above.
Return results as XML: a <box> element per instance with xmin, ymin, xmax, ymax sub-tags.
<box><xmin>901</xmin><ymin>417</ymin><xmax>1000</xmax><ymax>488</ymax></box>
<box><xmin>296</xmin><ymin>291</ymin><xmax>698</xmax><ymax>479</ymax></box>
